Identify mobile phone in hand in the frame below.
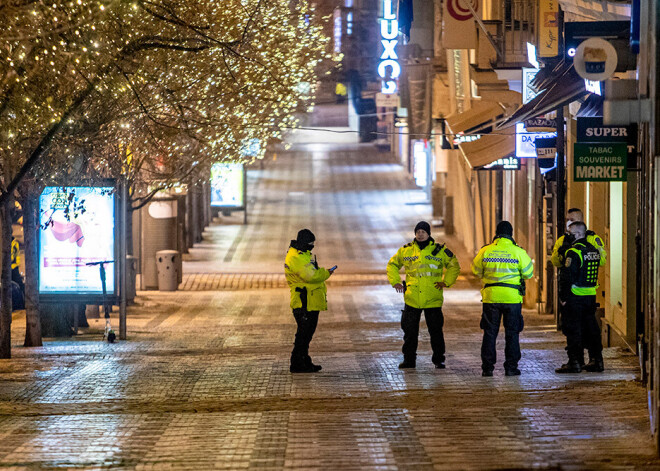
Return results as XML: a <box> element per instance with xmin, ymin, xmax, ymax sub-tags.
<box><xmin>329</xmin><ymin>265</ymin><xmax>338</xmax><ymax>272</ymax></box>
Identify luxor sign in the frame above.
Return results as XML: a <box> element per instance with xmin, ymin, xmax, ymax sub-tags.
<box><xmin>379</xmin><ymin>0</ymin><xmax>400</xmax><ymax>94</ymax></box>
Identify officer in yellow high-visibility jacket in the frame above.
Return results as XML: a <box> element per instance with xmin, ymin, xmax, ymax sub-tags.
<box><xmin>284</xmin><ymin>229</ymin><xmax>335</xmax><ymax>373</ymax></box>
<box><xmin>387</xmin><ymin>221</ymin><xmax>460</xmax><ymax>369</ymax></box>
<box><xmin>471</xmin><ymin>221</ymin><xmax>534</xmax><ymax>377</ymax></box>
<box><xmin>551</xmin><ymin>208</ymin><xmax>606</xmax><ymax>268</ymax></box>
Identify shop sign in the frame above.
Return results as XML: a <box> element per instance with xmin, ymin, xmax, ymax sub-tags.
<box><xmin>573</xmin><ymin>38</ymin><xmax>617</xmax><ymax>81</ymax></box>
<box><xmin>537</xmin><ymin>0</ymin><xmax>559</xmax><ymax>57</ymax></box>
<box><xmin>38</xmin><ymin>186</ymin><xmax>116</xmax><ymax>295</ymax></box>
<box><xmin>378</xmin><ymin>0</ymin><xmax>400</xmax><ymax>94</ymax></box>
<box><xmin>576</xmin><ymin>117</ymin><xmax>638</xmax><ymax>168</ymax></box>
<box><xmin>442</xmin><ymin>0</ymin><xmax>479</xmax><ymax>49</ymax></box>
<box><xmin>516</xmin><ymin>123</ymin><xmax>556</xmax><ymax>158</ymax></box>
<box><xmin>480</xmin><ymin>157</ymin><xmax>520</xmax><ymax>170</ymax></box>
<box><xmin>376</xmin><ymin>92</ymin><xmax>399</xmax><ymax>107</ymax></box>
<box><xmin>522</xmin><ymin>68</ymin><xmax>540</xmax><ymax>104</ymax></box>
<box><xmin>573</xmin><ymin>143</ymin><xmax>627</xmax><ymax>181</ymax></box>
<box><xmin>413</xmin><ymin>140</ymin><xmax>429</xmax><ymax>187</ymax></box>
<box><xmin>524</xmin><ymin>117</ymin><xmax>556</xmax><ymax>132</ymax></box>
<box><xmin>211</xmin><ymin>163</ymin><xmax>245</xmax><ymax>208</ymax></box>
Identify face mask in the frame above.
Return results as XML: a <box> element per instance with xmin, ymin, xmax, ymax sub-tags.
<box><xmin>566</xmin><ymin>220</ymin><xmax>573</xmax><ymax>231</ymax></box>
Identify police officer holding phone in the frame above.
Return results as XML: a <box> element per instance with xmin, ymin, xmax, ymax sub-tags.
<box><xmin>284</xmin><ymin>229</ymin><xmax>336</xmax><ymax>373</ymax></box>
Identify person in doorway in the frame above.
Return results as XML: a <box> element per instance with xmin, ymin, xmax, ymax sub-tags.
<box><xmin>387</xmin><ymin>221</ymin><xmax>460</xmax><ymax>369</ymax></box>
<box><xmin>551</xmin><ymin>207</ymin><xmax>606</xmax><ymax>367</ymax></box>
<box><xmin>555</xmin><ymin>221</ymin><xmax>604</xmax><ymax>373</ymax></box>
<box><xmin>285</xmin><ymin>229</ymin><xmax>336</xmax><ymax>373</ymax></box>
<box><xmin>471</xmin><ymin>221</ymin><xmax>534</xmax><ymax>376</ymax></box>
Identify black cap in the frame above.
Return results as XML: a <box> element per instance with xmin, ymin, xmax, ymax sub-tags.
<box><xmin>414</xmin><ymin>221</ymin><xmax>431</xmax><ymax>235</ymax></box>
<box><xmin>496</xmin><ymin>221</ymin><xmax>513</xmax><ymax>237</ymax></box>
<box><xmin>296</xmin><ymin>229</ymin><xmax>315</xmax><ymax>245</ymax></box>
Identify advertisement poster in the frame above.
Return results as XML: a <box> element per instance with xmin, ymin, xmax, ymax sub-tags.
<box><xmin>39</xmin><ymin>186</ymin><xmax>116</xmax><ymax>295</ymax></box>
<box><xmin>211</xmin><ymin>163</ymin><xmax>245</xmax><ymax>208</ymax></box>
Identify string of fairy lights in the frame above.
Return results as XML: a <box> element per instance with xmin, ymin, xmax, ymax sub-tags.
<box><xmin>0</xmin><ymin>0</ymin><xmax>333</xmax><ymax>189</ymax></box>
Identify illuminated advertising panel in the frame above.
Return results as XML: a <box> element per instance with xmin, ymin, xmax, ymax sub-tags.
<box><xmin>378</xmin><ymin>0</ymin><xmax>399</xmax><ymax>94</ymax></box>
<box><xmin>516</xmin><ymin>123</ymin><xmax>556</xmax><ymax>158</ymax></box>
<box><xmin>210</xmin><ymin>163</ymin><xmax>245</xmax><ymax>208</ymax></box>
<box><xmin>39</xmin><ymin>186</ymin><xmax>116</xmax><ymax>295</ymax></box>
<box><xmin>413</xmin><ymin>140</ymin><xmax>428</xmax><ymax>188</ymax></box>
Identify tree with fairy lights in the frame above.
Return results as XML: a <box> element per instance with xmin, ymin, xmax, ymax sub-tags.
<box><xmin>0</xmin><ymin>0</ymin><xmax>331</xmax><ymax>356</ymax></box>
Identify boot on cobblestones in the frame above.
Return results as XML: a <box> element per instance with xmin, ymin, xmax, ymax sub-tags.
<box><xmin>583</xmin><ymin>359</ymin><xmax>604</xmax><ymax>372</ymax></box>
<box><xmin>505</xmin><ymin>368</ymin><xmax>521</xmax><ymax>376</ymax></box>
<box><xmin>482</xmin><ymin>370</ymin><xmax>493</xmax><ymax>377</ymax></box>
<box><xmin>290</xmin><ymin>364</ymin><xmax>319</xmax><ymax>373</ymax></box>
<box><xmin>555</xmin><ymin>360</ymin><xmax>582</xmax><ymax>374</ymax></box>
<box><xmin>398</xmin><ymin>359</ymin><xmax>416</xmax><ymax>369</ymax></box>
<box><xmin>434</xmin><ymin>362</ymin><xmax>445</xmax><ymax>369</ymax></box>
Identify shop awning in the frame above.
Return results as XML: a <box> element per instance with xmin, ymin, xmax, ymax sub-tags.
<box><xmin>445</xmin><ymin>101</ymin><xmax>507</xmax><ymax>135</ymax></box>
<box><xmin>444</xmin><ymin>100</ymin><xmax>516</xmax><ymax>168</ymax></box>
<box><xmin>497</xmin><ymin>62</ymin><xmax>588</xmax><ymax>129</ymax></box>
<box><xmin>457</xmin><ymin>126</ymin><xmax>516</xmax><ymax>168</ymax></box>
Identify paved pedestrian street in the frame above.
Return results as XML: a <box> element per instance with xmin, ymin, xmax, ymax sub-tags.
<box><xmin>1</xmin><ymin>141</ymin><xmax>660</xmax><ymax>469</ymax></box>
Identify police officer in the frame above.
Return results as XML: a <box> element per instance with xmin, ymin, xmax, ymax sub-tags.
<box><xmin>471</xmin><ymin>221</ymin><xmax>534</xmax><ymax>376</ymax></box>
<box><xmin>551</xmin><ymin>207</ymin><xmax>606</xmax><ymax>367</ymax></box>
<box><xmin>555</xmin><ymin>221</ymin><xmax>604</xmax><ymax>373</ymax></box>
<box><xmin>387</xmin><ymin>221</ymin><xmax>460</xmax><ymax>369</ymax></box>
<box><xmin>284</xmin><ymin>229</ymin><xmax>336</xmax><ymax>373</ymax></box>
<box><xmin>551</xmin><ymin>208</ymin><xmax>606</xmax><ymax>267</ymax></box>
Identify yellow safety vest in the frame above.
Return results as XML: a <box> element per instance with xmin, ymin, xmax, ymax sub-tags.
<box><xmin>386</xmin><ymin>240</ymin><xmax>460</xmax><ymax>309</ymax></box>
<box><xmin>284</xmin><ymin>247</ymin><xmax>331</xmax><ymax>311</ymax></box>
<box><xmin>471</xmin><ymin>237</ymin><xmax>534</xmax><ymax>304</ymax></box>
<box><xmin>11</xmin><ymin>238</ymin><xmax>20</xmax><ymax>270</ymax></box>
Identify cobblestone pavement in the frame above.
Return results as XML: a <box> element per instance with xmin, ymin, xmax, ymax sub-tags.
<box><xmin>1</xmin><ymin>142</ymin><xmax>659</xmax><ymax>469</ymax></box>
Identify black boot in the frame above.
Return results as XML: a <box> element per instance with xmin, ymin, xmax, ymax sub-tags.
<box><xmin>398</xmin><ymin>358</ymin><xmax>416</xmax><ymax>369</ymax></box>
<box><xmin>555</xmin><ymin>360</ymin><xmax>582</xmax><ymax>374</ymax></box>
<box><xmin>583</xmin><ymin>359</ymin><xmax>604</xmax><ymax>372</ymax></box>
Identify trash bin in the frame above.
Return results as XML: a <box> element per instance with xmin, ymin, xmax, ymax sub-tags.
<box><xmin>126</xmin><ymin>255</ymin><xmax>138</xmax><ymax>301</ymax></box>
<box><xmin>156</xmin><ymin>250</ymin><xmax>180</xmax><ymax>291</ymax></box>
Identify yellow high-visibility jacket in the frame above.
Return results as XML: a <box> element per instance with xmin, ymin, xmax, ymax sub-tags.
<box><xmin>471</xmin><ymin>237</ymin><xmax>534</xmax><ymax>304</ymax></box>
<box><xmin>284</xmin><ymin>247</ymin><xmax>331</xmax><ymax>311</ymax></box>
<box><xmin>551</xmin><ymin>231</ymin><xmax>606</xmax><ymax>267</ymax></box>
<box><xmin>11</xmin><ymin>238</ymin><xmax>20</xmax><ymax>270</ymax></box>
<box><xmin>386</xmin><ymin>239</ymin><xmax>460</xmax><ymax>309</ymax></box>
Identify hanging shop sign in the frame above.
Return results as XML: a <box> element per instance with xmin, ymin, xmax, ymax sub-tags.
<box><xmin>524</xmin><ymin>117</ymin><xmax>556</xmax><ymax>132</ymax></box>
<box><xmin>573</xmin><ymin>143</ymin><xmax>627</xmax><ymax>182</ymax></box>
<box><xmin>576</xmin><ymin>117</ymin><xmax>638</xmax><ymax>169</ymax></box>
<box><xmin>573</xmin><ymin>38</ymin><xmax>618</xmax><ymax>81</ymax></box>
<box><xmin>522</xmin><ymin>68</ymin><xmax>540</xmax><ymax>104</ymax></box>
<box><xmin>378</xmin><ymin>0</ymin><xmax>400</xmax><ymax>94</ymax></box>
<box><xmin>537</xmin><ymin>0</ymin><xmax>559</xmax><ymax>57</ymax></box>
<box><xmin>535</xmin><ymin>137</ymin><xmax>556</xmax><ymax>171</ymax></box>
<box><xmin>565</xmin><ymin>21</ymin><xmax>636</xmax><ymax>73</ymax></box>
<box><xmin>442</xmin><ymin>0</ymin><xmax>479</xmax><ymax>49</ymax></box>
<box><xmin>516</xmin><ymin>123</ymin><xmax>556</xmax><ymax>158</ymax></box>
<box><xmin>480</xmin><ymin>156</ymin><xmax>520</xmax><ymax>171</ymax></box>
<box><xmin>376</xmin><ymin>92</ymin><xmax>399</xmax><ymax>107</ymax></box>
<box><xmin>210</xmin><ymin>163</ymin><xmax>246</xmax><ymax>209</ymax></box>
<box><xmin>38</xmin><ymin>185</ymin><xmax>116</xmax><ymax>296</ymax></box>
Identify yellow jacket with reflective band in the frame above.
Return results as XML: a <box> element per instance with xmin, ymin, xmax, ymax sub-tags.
<box><xmin>551</xmin><ymin>232</ymin><xmax>606</xmax><ymax>267</ymax></box>
<box><xmin>386</xmin><ymin>239</ymin><xmax>460</xmax><ymax>309</ymax></box>
<box><xmin>11</xmin><ymin>238</ymin><xmax>20</xmax><ymax>270</ymax></box>
<box><xmin>471</xmin><ymin>237</ymin><xmax>534</xmax><ymax>304</ymax></box>
<box><xmin>284</xmin><ymin>247</ymin><xmax>331</xmax><ymax>311</ymax></box>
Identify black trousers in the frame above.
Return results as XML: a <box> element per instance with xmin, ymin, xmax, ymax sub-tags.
<box><xmin>562</xmin><ymin>294</ymin><xmax>602</xmax><ymax>363</ymax></box>
<box><xmin>291</xmin><ymin>308</ymin><xmax>319</xmax><ymax>367</ymax></box>
<box><xmin>12</xmin><ymin>267</ymin><xmax>24</xmax><ymax>293</ymax></box>
<box><xmin>401</xmin><ymin>304</ymin><xmax>445</xmax><ymax>365</ymax></box>
<box><xmin>480</xmin><ymin>303</ymin><xmax>524</xmax><ymax>372</ymax></box>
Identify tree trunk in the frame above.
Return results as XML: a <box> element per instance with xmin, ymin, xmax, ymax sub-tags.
<box><xmin>0</xmin><ymin>196</ymin><xmax>14</xmax><ymax>358</ymax></box>
<box><xmin>23</xmin><ymin>192</ymin><xmax>42</xmax><ymax>347</ymax></box>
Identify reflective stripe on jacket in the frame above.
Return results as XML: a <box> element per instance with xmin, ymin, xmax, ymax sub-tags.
<box><xmin>551</xmin><ymin>232</ymin><xmax>606</xmax><ymax>267</ymax></box>
<box><xmin>386</xmin><ymin>240</ymin><xmax>460</xmax><ymax>309</ymax></box>
<box><xmin>471</xmin><ymin>237</ymin><xmax>533</xmax><ymax>304</ymax></box>
<box><xmin>284</xmin><ymin>247</ymin><xmax>330</xmax><ymax>311</ymax></box>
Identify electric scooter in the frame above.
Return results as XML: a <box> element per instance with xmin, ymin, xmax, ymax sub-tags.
<box><xmin>86</xmin><ymin>260</ymin><xmax>116</xmax><ymax>343</ymax></box>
